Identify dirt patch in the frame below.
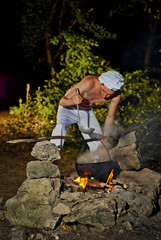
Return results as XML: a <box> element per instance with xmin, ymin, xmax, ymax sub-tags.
<box><xmin>50</xmin><ymin>227</ymin><xmax>161</xmax><ymax>240</ymax></box>
<box><xmin>7</xmin><ymin>224</ymin><xmax>161</xmax><ymax>240</ymax></box>
<box><xmin>0</xmin><ymin>151</ymin><xmax>34</xmax><ymax>199</ymax></box>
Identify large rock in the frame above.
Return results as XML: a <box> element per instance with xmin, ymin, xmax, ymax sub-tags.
<box><xmin>108</xmin><ymin>131</ymin><xmax>141</xmax><ymax>170</ymax></box>
<box><xmin>76</xmin><ymin>131</ymin><xmax>141</xmax><ymax>171</ymax></box>
<box><xmin>26</xmin><ymin>161</ymin><xmax>60</xmax><ymax>179</ymax></box>
<box><xmin>110</xmin><ymin>143</ymin><xmax>141</xmax><ymax>170</ymax></box>
<box><xmin>117</xmin><ymin>131</ymin><xmax>136</xmax><ymax>148</ymax></box>
<box><xmin>116</xmin><ymin>168</ymin><xmax>161</xmax><ymax>217</ymax></box>
<box><xmin>5</xmin><ymin>167</ymin><xmax>161</xmax><ymax>231</ymax></box>
<box><xmin>63</xmin><ymin>196</ymin><xmax>127</xmax><ymax>230</ymax></box>
<box><xmin>31</xmin><ymin>140</ymin><xmax>61</xmax><ymax>161</ymax></box>
<box><xmin>5</xmin><ymin>178</ymin><xmax>61</xmax><ymax>229</ymax></box>
<box><xmin>117</xmin><ymin>168</ymin><xmax>161</xmax><ymax>195</ymax></box>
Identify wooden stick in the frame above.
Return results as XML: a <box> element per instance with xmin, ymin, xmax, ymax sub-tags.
<box><xmin>86</xmin><ymin>182</ymin><xmax>106</xmax><ymax>189</ymax></box>
<box><xmin>7</xmin><ymin>135</ymin><xmax>106</xmax><ymax>144</ymax></box>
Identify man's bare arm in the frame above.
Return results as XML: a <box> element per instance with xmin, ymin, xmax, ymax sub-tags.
<box><xmin>104</xmin><ymin>94</ymin><xmax>121</xmax><ymax>136</ymax></box>
<box><xmin>59</xmin><ymin>88</ymin><xmax>78</xmax><ymax>106</ymax></box>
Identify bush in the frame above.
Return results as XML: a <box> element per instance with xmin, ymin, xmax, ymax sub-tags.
<box><xmin>6</xmin><ymin>33</ymin><xmax>161</xmax><ymax>139</ymax></box>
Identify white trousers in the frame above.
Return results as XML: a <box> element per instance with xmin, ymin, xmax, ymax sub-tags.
<box><xmin>50</xmin><ymin>106</ymin><xmax>103</xmax><ymax>152</ymax></box>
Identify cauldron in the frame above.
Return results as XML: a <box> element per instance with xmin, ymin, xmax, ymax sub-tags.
<box><xmin>75</xmin><ymin>160</ymin><xmax>121</xmax><ymax>182</ymax></box>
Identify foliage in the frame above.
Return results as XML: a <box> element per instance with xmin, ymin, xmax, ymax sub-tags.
<box><xmin>108</xmin><ymin>0</ymin><xmax>161</xmax><ymax>18</ymax></box>
<box><xmin>119</xmin><ymin>69</ymin><xmax>161</xmax><ymax>123</ymax></box>
<box><xmin>7</xmin><ymin>66</ymin><xmax>161</xmax><ymax>139</ymax></box>
<box><xmin>20</xmin><ymin>0</ymin><xmax>116</xmax><ymax>64</ymax></box>
<box><xmin>8</xmin><ymin>90</ymin><xmax>56</xmax><ymax>139</ymax></box>
<box><xmin>20</xmin><ymin>0</ymin><xmax>161</xmax><ymax>73</ymax></box>
<box><xmin>7</xmin><ymin>31</ymin><xmax>111</xmax><ymax>139</ymax></box>
<box><xmin>21</xmin><ymin>0</ymin><xmax>53</xmax><ymax>57</ymax></box>
<box><xmin>6</xmin><ymin>0</ymin><xmax>161</xmax><ymax>139</ymax></box>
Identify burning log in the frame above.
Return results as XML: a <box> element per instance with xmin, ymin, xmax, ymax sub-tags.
<box><xmin>74</xmin><ymin>168</ymin><xmax>116</xmax><ymax>190</ymax></box>
<box><xmin>73</xmin><ymin>177</ymin><xmax>107</xmax><ymax>189</ymax></box>
<box><xmin>73</xmin><ymin>177</ymin><xmax>126</xmax><ymax>193</ymax></box>
<box><xmin>73</xmin><ymin>173</ymin><xmax>127</xmax><ymax>194</ymax></box>
<box><xmin>86</xmin><ymin>181</ymin><xmax>106</xmax><ymax>189</ymax></box>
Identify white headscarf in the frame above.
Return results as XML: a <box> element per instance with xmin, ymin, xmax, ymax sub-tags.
<box><xmin>98</xmin><ymin>71</ymin><xmax>124</xmax><ymax>91</ymax></box>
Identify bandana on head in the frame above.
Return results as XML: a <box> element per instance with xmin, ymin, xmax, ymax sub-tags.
<box><xmin>98</xmin><ymin>71</ymin><xmax>124</xmax><ymax>91</ymax></box>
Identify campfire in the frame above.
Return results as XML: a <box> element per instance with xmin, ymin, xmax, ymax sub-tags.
<box><xmin>5</xmin><ymin>133</ymin><xmax>161</xmax><ymax>233</ymax></box>
<box><xmin>71</xmin><ymin>168</ymin><xmax>127</xmax><ymax>193</ymax></box>
<box><xmin>74</xmin><ymin>176</ymin><xmax>88</xmax><ymax>190</ymax></box>
<box><xmin>71</xmin><ymin>155</ymin><xmax>123</xmax><ymax>193</ymax></box>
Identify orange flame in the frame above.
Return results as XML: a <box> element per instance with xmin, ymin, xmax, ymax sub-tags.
<box><xmin>74</xmin><ymin>177</ymin><xmax>88</xmax><ymax>189</ymax></box>
<box><xmin>106</xmin><ymin>169</ymin><xmax>114</xmax><ymax>185</ymax></box>
<box><xmin>109</xmin><ymin>186</ymin><xmax>114</xmax><ymax>192</ymax></box>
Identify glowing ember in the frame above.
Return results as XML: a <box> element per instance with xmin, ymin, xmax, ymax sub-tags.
<box><xmin>108</xmin><ymin>186</ymin><xmax>114</xmax><ymax>192</ymax></box>
<box><xmin>74</xmin><ymin>177</ymin><xmax>88</xmax><ymax>189</ymax></box>
<box><xmin>106</xmin><ymin>169</ymin><xmax>114</xmax><ymax>185</ymax></box>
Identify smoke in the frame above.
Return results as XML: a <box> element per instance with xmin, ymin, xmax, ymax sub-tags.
<box><xmin>135</xmin><ymin>113</ymin><xmax>161</xmax><ymax>164</ymax></box>
<box><xmin>77</xmin><ymin>122</ymin><xmax>124</xmax><ymax>164</ymax></box>
<box><xmin>76</xmin><ymin>112</ymin><xmax>161</xmax><ymax>165</ymax></box>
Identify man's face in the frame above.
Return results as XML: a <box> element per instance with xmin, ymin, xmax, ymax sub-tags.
<box><xmin>100</xmin><ymin>84</ymin><xmax>115</xmax><ymax>99</ymax></box>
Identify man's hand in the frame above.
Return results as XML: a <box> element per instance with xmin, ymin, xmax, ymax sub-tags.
<box><xmin>72</xmin><ymin>88</ymin><xmax>83</xmax><ymax>105</ymax></box>
<box><xmin>97</xmin><ymin>139</ymin><xmax>107</xmax><ymax>151</ymax></box>
<box><xmin>97</xmin><ymin>138</ymin><xmax>111</xmax><ymax>154</ymax></box>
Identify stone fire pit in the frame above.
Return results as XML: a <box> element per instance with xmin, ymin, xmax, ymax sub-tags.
<box><xmin>4</xmin><ymin>132</ymin><xmax>161</xmax><ymax>236</ymax></box>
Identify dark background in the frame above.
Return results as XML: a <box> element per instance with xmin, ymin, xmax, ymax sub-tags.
<box><xmin>0</xmin><ymin>1</ymin><xmax>160</xmax><ymax>110</ymax></box>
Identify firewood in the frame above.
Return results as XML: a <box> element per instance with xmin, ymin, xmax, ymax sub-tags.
<box><xmin>86</xmin><ymin>182</ymin><xmax>106</xmax><ymax>189</ymax></box>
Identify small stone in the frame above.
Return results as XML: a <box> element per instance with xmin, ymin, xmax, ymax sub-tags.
<box><xmin>112</xmin><ymin>179</ymin><xmax>117</xmax><ymax>185</ymax></box>
<box><xmin>26</xmin><ymin>160</ymin><xmax>60</xmax><ymax>179</ymax></box>
<box><xmin>11</xmin><ymin>226</ymin><xmax>27</xmax><ymax>240</ymax></box>
<box><xmin>31</xmin><ymin>140</ymin><xmax>61</xmax><ymax>161</ymax></box>
<box><xmin>30</xmin><ymin>234</ymin><xmax>35</xmax><ymax>239</ymax></box>
<box><xmin>117</xmin><ymin>131</ymin><xmax>136</xmax><ymax>148</ymax></box>
<box><xmin>73</xmin><ymin>225</ymin><xmax>77</xmax><ymax>231</ymax></box>
<box><xmin>36</xmin><ymin>233</ymin><xmax>44</xmax><ymax>240</ymax></box>
<box><xmin>122</xmin><ymin>221</ymin><xmax>133</xmax><ymax>231</ymax></box>
<box><xmin>53</xmin><ymin>203</ymin><xmax>71</xmax><ymax>215</ymax></box>
<box><xmin>119</xmin><ymin>229</ymin><xmax>124</xmax><ymax>234</ymax></box>
<box><xmin>123</xmin><ymin>183</ymin><xmax>128</xmax><ymax>189</ymax></box>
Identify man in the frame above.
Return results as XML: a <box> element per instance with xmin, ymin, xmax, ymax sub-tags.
<box><xmin>50</xmin><ymin>71</ymin><xmax>124</xmax><ymax>153</ymax></box>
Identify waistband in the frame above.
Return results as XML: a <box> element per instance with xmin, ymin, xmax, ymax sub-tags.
<box><xmin>62</xmin><ymin>105</ymin><xmax>92</xmax><ymax>111</ymax></box>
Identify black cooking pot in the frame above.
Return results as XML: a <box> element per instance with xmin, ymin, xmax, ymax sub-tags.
<box><xmin>75</xmin><ymin>160</ymin><xmax>121</xmax><ymax>182</ymax></box>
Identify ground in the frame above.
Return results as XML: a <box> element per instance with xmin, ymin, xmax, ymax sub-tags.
<box><xmin>0</xmin><ymin>110</ymin><xmax>161</xmax><ymax>240</ymax></box>
<box><xmin>5</xmin><ymin>223</ymin><xmax>161</xmax><ymax>240</ymax></box>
